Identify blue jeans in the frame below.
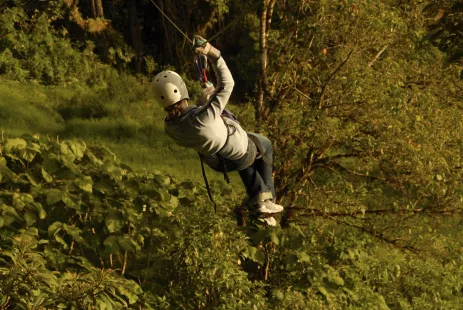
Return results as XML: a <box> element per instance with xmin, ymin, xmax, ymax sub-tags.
<box><xmin>206</xmin><ymin>133</ymin><xmax>276</xmax><ymax>204</ymax></box>
<box><xmin>238</xmin><ymin>133</ymin><xmax>275</xmax><ymax>203</ymax></box>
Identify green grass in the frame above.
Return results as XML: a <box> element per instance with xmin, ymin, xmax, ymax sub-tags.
<box><xmin>0</xmin><ymin>76</ymin><xmax>243</xmax><ymax>189</ymax></box>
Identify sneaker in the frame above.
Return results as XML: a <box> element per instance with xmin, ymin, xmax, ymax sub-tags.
<box><xmin>258</xmin><ymin>216</ymin><xmax>277</xmax><ymax>226</ymax></box>
<box><xmin>257</xmin><ymin>200</ymin><xmax>284</xmax><ymax>214</ymax></box>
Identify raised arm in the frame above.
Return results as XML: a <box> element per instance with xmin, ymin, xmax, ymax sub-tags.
<box><xmin>192</xmin><ymin>36</ymin><xmax>235</xmax><ymax>124</ymax></box>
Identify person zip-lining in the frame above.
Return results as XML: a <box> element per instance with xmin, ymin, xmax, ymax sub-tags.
<box><xmin>152</xmin><ymin>35</ymin><xmax>284</xmax><ymax>226</ymax></box>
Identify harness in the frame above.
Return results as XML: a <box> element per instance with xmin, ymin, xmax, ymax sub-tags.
<box><xmin>198</xmin><ymin>115</ymin><xmax>231</xmax><ymax>213</ymax></box>
<box><xmin>193</xmin><ymin>52</ymin><xmax>270</xmax><ymax>212</ymax></box>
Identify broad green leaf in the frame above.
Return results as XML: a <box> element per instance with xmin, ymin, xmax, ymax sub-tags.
<box><xmin>3</xmin><ymin>138</ymin><xmax>27</xmax><ymax>154</ymax></box>
<box><xmin>19</xmin><ymin>148</ymin><xmax>37</xmax><ymax>162</ymax></box>
<box><xmin>26</xmin><ymin>226</ymin><xmax>38</xmax><ymax>236</ymax></box>
<box><xmin>270</xmin><ymin>232</ymin><xmax>279</xmax><ymax>245</ymax></box>
<box><xmin>48</xmin><ymin>221</ymin><xmax>63</xmax><ymax>237</ymax></box>
<box><xmin>318</xmin><ymin>286</ymin><xmax>332</xmax><ymax>300</ymax></box>
<box><xmin>105</xmin><ymin>210</ymin><xmax>124</xmax><ymax>233</ymax></box>
<box><xmin>154</xmin><ymin>175</ymin><xmax>170</xmax><ymax>188</ymax></box>
<box><xmin>46</xmin><ymin>189</ymin><xmax>66</xmax><ymax>205</ymax></box>
<box><xmin>62</xmin><ymin>194</ymin><xmax>80</xmax><ymax>210</ymax></box>
<box><xmin>55</xmin><ymin>235</ymin><xmax>69</xmax><ymax>249</ymax></box>
<box><xmin>297</xmin><ymin>252</ymin><xmax>311</xmax><ymax>263</ymax></box>
<box><xmin>27</xmin><ymin>172</ymin><xmax>40</xmax><ymax>186</ymax></box>
<box><xmin>41</xmin><ymin>168</ymin><xmax>53</xmax><ymax>183</ymax></box>
<box><xmin>117</xmin><ymin>282</ymin><xmax>141</xmax><ymax>304</ymax></box>
<box><xmin>84</xmin><ymin>149</ymin><xmax>103</xmax><ymax>165</ymax></box>
<box><xmin>24</xmin><ymin>210</ymin><xmax>37</xmax><ymax>226</ymax></box>
<box><xmin>325</xmin><ymin>266</ymin><xmax>344</xmax><ymax>287</ymax></box>
<box><xmin>42</xmin><ymin>156</ymin><xmax>61</xmax><ymax>174</ymax></box>
<box><xmin>161</xmin><ymin>195</ymin><xmax>178</xmax><ymax>210</ymax></box>
<box><xmin>65</xmin><ymin>140</ymin><xmax>86</xmax><ymax>160</ymax></box>
<box><xmin>155</xmin><ymin>209</ymin><xmax>172</xmax><ymax>217</ymax></box>
<box><xmin>244</xmin><ymin>246</ymin><xmax>266</xmax><ymax>266</ymax></box>
<box><xmin>59</xmin><ymin>142</ymin><xmax>76</xmax><ymax>163</ymax></box>
<box><xmin>105</xmin><ymin>164</ymin><xmax>126</xmax><ymax>181</ymax></box>
<box><xmin>63</xmin><ymin>224</ymin><xmax>85</xmax><ymax>243</ymax></box>
<box><xmin>74</xmin><ymin>176</ymin><xmax>93</xmax><ymax>193</ymax></box>
<box><xmin>0</xmin><ymin>203</ymin><xmax>22</xmax><ymax>222</ymax></box>
<box><xmin>103</xmin><ymin>235</ymin><xmax>121</xmax><ymax>254</ymax></box>
<box><xmin>118</xmin><ymin>234</ymin><xmax>141</xmax><ymax>252</ymax></box>
<box><xmin>12</xmin><ymin>192</ymin><xmax>27</xmax><ymax>209</ymax></box>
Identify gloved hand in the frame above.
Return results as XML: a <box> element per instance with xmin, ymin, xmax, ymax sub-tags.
<box><xmin>192</xmin><ymin>35</ymin><xmax>221</xmax><ymax>62</ymax></box>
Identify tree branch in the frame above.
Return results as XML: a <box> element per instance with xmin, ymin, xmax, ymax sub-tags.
<box><xmin>290</xmin><ymin>206</ymin><xmax>461</xmax><ymax>217</ymax></box>
<box><xmin>0</xmin><ymin>30</ymin><xmax>15</xmax><ymax>40</ymax></box>
<box><xmin>327</xmin><ymin>215</ymin><xmax>421</xmax><ymax>252</ymax></box>
<box><xmin>319</xmin><ymin>49</ymin><xmax>354</xmax><ymax>109</ymax></box>
<box><xmin>368</xmin><ymin>45</ymin><xmax>388</xmax><ymax>67</ymax></box>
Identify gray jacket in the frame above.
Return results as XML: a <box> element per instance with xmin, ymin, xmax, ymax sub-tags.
<box><xmin>164</xmin><ymin>57</ymin><xmax>249</xmax><ymax>161</ymax></box>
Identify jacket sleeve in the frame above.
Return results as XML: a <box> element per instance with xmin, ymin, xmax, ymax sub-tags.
<box><xmin>194</xmin><ymin>56</ymin><xmax>235</xmax><ymax>124</ymax></box>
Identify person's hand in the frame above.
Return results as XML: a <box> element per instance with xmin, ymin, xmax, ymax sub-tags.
<box><xmin>192</xmin><ymin>35</ymin><xmax>221</xmax><ymax>61</ymax></box>
<box><xmin>197</xmin><ymin>81</ymin><xmax>215</xmax><ymax>106</ymax></box>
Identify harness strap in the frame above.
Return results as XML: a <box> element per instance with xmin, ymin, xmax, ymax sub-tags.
<box><xmin>217</xmin><ymin>115</ymin><xmax>231</xmax><ymax>184</ymax></box>
<box><xmin>199</xmin><ymin>154</ymin><xmax>217</xmax><ymax>213</ymax></box>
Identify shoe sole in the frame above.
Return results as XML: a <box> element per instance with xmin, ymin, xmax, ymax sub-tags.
<box><xmin>257</xmin><ymin>205</ymin><xmax>284</xmax><ymax>214</ymax></box>
<box><xmin>258</xmin><ymin>217</ymin><xmax>277</xmax><ymax>226</ymax></box>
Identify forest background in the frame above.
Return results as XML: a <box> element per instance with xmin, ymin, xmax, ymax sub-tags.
<box><xmin>0</xmin><ymin>0</ymin><xmax>462</xmax><ymax>309</ymax></box>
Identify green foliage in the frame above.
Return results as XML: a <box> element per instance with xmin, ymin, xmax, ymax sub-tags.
<box><xmin>0</xmin><ymin>233</ymin><xmax>149</xmax><ymax>309</ymax></box>
<box><xmin>1</xmin><ymin>0</ymin><xmax>463</xmax><ymax>308</ymax></box>
<box><xmin>423</xmin><ymin>0</ymin><xmax>463</xmax><ymax>63</ymax></box>
<box><xmin>0</xmin><ymin>6</ymin><xmax>118</xmax><ymax>86</ymax></box>
<box><xmin>0</xmin><ymin>135</ymin><xmax>260</xmax><ymax>308</ymax></box>
<box><xmin>237</xmin><ymin>0</ymin><xmax>463</xmax><ymax>249</ymax></box>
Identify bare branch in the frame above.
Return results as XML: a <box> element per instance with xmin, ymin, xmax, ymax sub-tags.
<box><xmin>294</xmin><ymin>86</ymin><xmax>314</xmax><ymax>102</ymax></box>
<box><xmin>328</xmin><ymin>216</ymin><xmax>421</xmax><ymax>252</ymax></box>
<box><xmin>319</xmin><ymin>49</ymin><xmax>354</xmax><ymax>109</ymax></box>
<box><xmin>368</xmin><ymin>45</ymin><xmax>389</xmax><ymax>67</ymax></box>
<box><xmin>291</xmin><ymin>206</ymin><xmax>461</xmax><ymax>217</ymax></box>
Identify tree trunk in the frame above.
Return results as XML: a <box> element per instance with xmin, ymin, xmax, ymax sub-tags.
<box><xmin>90</xmin><ymin>0</ymin><xmax>97</xmax><ymax>18</ymax></box>
<box><xmin>128</xmin><ymin>0</ymin><xmax>143</xmax><ymax>72</ymax></box>
<box><xmin>95</xmin><ymin>0</ymin><xmax>104</xmax><ymax>18</ymax></box>
<box><xmin>256</xmin><ymin>0</ymin><xmax>277</xmax><ymax>125</ymax></box>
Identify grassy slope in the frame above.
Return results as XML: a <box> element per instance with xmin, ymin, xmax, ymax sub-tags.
<box><xmin>0</xmin><ymin>77</ymin><xmax>242</xmax><ymax>189</ymax></box>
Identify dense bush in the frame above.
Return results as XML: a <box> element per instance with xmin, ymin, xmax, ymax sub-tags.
<box><xmin>0</xmin><ymin>6</ymin><xmax>118</xmax><ymax>86</ymax></box>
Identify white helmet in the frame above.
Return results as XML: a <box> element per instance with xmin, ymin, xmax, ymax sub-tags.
<box><xmin>152</xmin><ymin>70</ymin><xmax>189</xmax><ymax>108</ymax></box>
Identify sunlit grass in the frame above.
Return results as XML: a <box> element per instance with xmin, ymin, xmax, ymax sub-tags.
<box><xmin>0</xmin><ymin>76</ymin><xmax>243</xmax><ymax>188</ymax></box>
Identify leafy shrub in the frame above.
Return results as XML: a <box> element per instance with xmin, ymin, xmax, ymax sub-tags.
<box><xmin>0</xmin><ymin>233</ymin><xmax>150</xmax><ymax>309</ymax></box>
<box><xmin>0</xmin><ymin>135</ymin><xmax>265</xmax><ymax>308</ymax></box>
<box><xmin>0</xmin><ymin>7</ymin><xmax>118</xmax><ymax>86</ymax></box>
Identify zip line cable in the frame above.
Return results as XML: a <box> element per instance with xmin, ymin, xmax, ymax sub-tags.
<box><xmin>149</xmin><ymin>0</ymin><xmax>261</xmax><ymax>44</ymax></box>
<box><xmin>149</xmin><ymin>0</ymin><xmax>192</xmax><ymax>43</ymax></box>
